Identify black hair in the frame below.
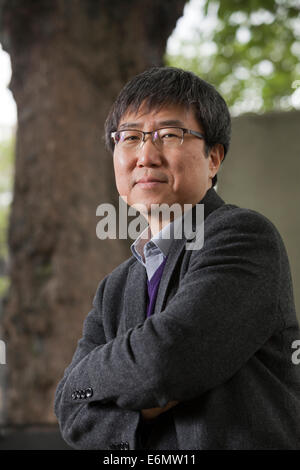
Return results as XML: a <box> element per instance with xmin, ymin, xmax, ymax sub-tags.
<box><xmin>105</xmin><ymin>66</ymin><xmax>231</xmax><ymax>187</ymax></box>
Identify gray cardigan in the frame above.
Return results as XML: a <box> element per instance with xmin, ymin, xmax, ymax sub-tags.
<box><xmin>54</xmin><ymin>188</ymin><xmax>300</xmax><ymax>450</ymax></box>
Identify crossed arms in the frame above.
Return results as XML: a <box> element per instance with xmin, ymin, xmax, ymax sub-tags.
<box><xmin>141</xmin><ymin>400</ymin><xmax>179</xmax><ymax>420</ymax></box>
<box><xmin>54</xmin><ymin>209</ymin><xmax>280</xmax><ymax>449</ymax></box>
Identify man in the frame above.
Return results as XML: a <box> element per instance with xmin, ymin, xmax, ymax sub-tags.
<box><xmin>54</xmin><ymin>67</ymin><xmax>300</xmax><ymax>450</ymax></box>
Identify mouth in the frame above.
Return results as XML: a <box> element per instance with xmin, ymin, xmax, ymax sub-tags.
<box><xmin>136</xmin><ymin>181</ymin><xmax>165</xmax><ymax>189</ymax></box>
<box><xmin>135</xmin><ymin>175</ymin><xmax>167</xmax><ymax>184</ymax></box>
<box><xmin>135</xmin><ymin>178</ymin><xmax>167</xmax><ymax>189</ymax></box>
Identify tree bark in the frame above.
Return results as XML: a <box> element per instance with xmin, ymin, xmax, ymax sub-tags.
<box><xmin>0</xmin><ymin>0</ymin><xmax>186</xmax><ymax>424</ymax></box>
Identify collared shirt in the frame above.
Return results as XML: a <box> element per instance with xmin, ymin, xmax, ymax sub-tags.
<box><xmin>130</xmin><ymin>221</ymin><xmax>176</xmax><ymax>281</ymax></box>
<box><xmin>130</xmin><ymin>202</ymin><xmax>199</xmax><ymax>281</ymax></box>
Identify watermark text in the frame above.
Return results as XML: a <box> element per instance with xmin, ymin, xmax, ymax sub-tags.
<box><xmin>96</xmin><ymin>197</ymin><xmax>204</xmax><ymax>250</ymax></box>
<box><xmin>0</xmin><ymin>340</ymin><xmax>6</xmax><ymax>365</ymax></box>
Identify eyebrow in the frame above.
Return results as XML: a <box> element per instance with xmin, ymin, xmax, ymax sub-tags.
<box><xmin>118</xmin><ymin>119</ymin><xmax>185</xmax><ymax>130</ymax></box>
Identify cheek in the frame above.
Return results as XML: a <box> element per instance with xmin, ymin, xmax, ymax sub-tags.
<box><xmin>172</xmin><ymin>154</ymin><xmax>200</xmax><ymax>185</ymax></box>
<box><xmin>113</xmin><ymin>157</ymin><xmax>129</xmax><ymax>194</ymax></box>
<box><xmin>172</xmin><ymin>153</ymin><xmax>207</xmax><ymax>192</ymax></box>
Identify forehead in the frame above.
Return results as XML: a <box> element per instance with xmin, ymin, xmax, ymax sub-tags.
<box><xmin>118</xmin><ymin>102</ymin><xmax>200</xmax><ymax>129</ymax></box>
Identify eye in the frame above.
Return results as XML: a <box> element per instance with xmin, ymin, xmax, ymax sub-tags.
<box><xmin>124</xmin><ymin>135</ymin><xmax>139</xmax><ymax>141</ymax></box>
<box><xmin>120</xmin><ymin>131</ymin><xmax>142</xmax><ymax>143</ymax></box>
<box><xmin>162</xmin><ymin>133</ymin><xmax>177</xmax><ymax>139</ymax></box>
<box><xmin>159</xmin><ymin>128</ymin><xmax>182</xmax><ymax>140</ymax></box>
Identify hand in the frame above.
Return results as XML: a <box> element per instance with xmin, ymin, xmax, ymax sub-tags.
<box><xmin>141</xmin><ymin>400</ymin><xmax>179</xmax><ymax>421</ymax></box>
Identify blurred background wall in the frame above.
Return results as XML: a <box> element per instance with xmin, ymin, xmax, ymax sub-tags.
<box><xmin>218</xmin><ymin>110</ymin><xmax>300</xmax><ymax>322</ymax></box>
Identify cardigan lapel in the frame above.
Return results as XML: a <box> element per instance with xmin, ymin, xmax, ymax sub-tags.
<box><xmin>124</xmin><ymin>260</ymin><xmax>148</xmax><ymax>330</ymax></box>
<box><xmin>153</xmin><ymin>237</ymin><xmax>186</xmax><ymax>316</ymax></box>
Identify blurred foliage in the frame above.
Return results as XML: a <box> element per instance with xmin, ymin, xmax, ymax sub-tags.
<box><xmin>0</xmin><ymin>203</ymin><xmax>9</xmax><ymax>258</ymax></box>
<box><xmin>166</xmin><ymin>0</ymin><xmax>300</xmax><ymax>114</ymax></box>
<box><xmin>0</xmin><ymin>274</ymin><xmax>9</xmax><ymax>298</ymax></box>
<box><xmin>0</xmin><ymin>135</ymin><xmax>14</xmax><ymax>297</ymax></box>
<box><xmin>0</xmin><ymin>136</ymin><xmax>14</xmax><ymax>192</ymax></box>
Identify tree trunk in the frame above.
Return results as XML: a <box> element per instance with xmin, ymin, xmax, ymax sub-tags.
<box><xmin>0</xmin><ymin>0</ymin><xmax>186</xmax><ymax>424</ymax></box>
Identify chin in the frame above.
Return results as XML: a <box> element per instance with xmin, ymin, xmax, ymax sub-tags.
<box><xmin>132</xmin><ymin>196</ymin><xmax>170</xmax><ymax>210</ymax></box>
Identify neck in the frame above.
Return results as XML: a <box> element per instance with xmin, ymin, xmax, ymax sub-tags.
<box><xmin>148</xmin><ymin>216</ymin><xmax>173</xmax><ymax>237</ymax></box>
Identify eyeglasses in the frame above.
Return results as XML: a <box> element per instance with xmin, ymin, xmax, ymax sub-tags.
<box><xmin>111</xmin><ymin>127</ymin><xmax>205</xmax><ymax>151</ymax></box>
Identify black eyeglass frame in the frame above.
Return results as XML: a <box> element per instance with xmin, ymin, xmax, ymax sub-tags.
<box><xmin>111</xmin><ymin>127</ymin><xmax>205</xmax><ymax>147</ymax></box>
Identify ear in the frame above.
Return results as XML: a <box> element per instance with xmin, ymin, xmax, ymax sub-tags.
<box><xmin>208</xmin><ymin>144</ymin><xmax>224</xmax><ymax>179</ymax></box>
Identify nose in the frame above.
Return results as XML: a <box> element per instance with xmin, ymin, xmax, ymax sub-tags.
<box><xmin>136</xmin><ymin>135</ymin><xmax>163</xmax><ymax>167</ymax></box>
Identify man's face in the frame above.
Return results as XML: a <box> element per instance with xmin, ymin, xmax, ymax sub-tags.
<box><xmin>113</xmin><ymin>102</ymin><xmax>223</xmax><ymax>217</ymax></box>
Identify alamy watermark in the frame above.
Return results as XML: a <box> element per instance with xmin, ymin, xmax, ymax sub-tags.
<box><xmin>0</xmin><ymin>340</ymin><xmax>6</xmax><ymax>365</ymax></box>
<box><xmin>291</xmin><ymin>340</ymin><xmax>300</xmax><ymax>365</ymax></box>
<box><xmin>96</xmin><ymin>197</ymin><xmax>204</xmax><ymax>250</ymax></box>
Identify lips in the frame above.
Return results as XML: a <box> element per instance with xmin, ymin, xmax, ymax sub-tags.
<box><xmin>137</xmin><ymin>178</ymin><xmax>164</xmax><ymax>183</ymax></box>
<box><xmin>135</xmin><ymin>175</ymin><xmax>167</xmax><ymax>184</ymax></box>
